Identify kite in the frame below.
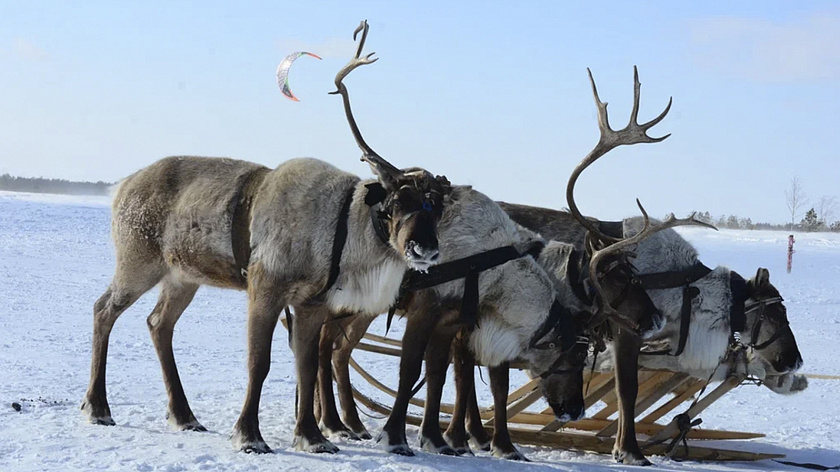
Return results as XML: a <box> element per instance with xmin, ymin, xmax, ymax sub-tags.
<box><xmin>276</xmin><ymin>51</ymin><xmax>322</xmax><ymax>101</ymax></box>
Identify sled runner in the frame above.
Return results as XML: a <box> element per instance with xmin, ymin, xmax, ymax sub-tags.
<box><xmin>347</xmin><ymin>328</ymin><xmax>785</xmax><ymax>462</ymax></box>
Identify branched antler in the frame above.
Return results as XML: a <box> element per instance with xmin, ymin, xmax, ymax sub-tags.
<box><xmin>329</xmin><ymin>20</ymin><xmax>403</xmax><ymax>181</ymax></box>
<box><xmin>588</xmin><ymin>200</ymin><xmax>718</xmax><ymax>326</ymax></box>
<box><xmin>566</xmin><ymin>66</ymin><xmax>673</xmax><ymax>244</ymax></box>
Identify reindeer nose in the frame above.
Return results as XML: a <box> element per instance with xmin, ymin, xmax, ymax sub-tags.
<box><xmin>407</xmin><ymin>241</ymin><xmax>439</xmax><ymax>262</ymax></box>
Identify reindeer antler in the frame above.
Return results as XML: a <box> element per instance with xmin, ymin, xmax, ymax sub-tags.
<box><xmin>329</xmin><ymin>20</ymin><xmax>403</xmax><ymax>183</ymax></box>
<box><xmin>587</xmin><ymin>200</ymin><xmax>717</xmax><ymax>326</ymax></box>
<box><xmin>566</xmin><ymin>66</ymin><xmax>673</xmax><ymax>244</ymax></box>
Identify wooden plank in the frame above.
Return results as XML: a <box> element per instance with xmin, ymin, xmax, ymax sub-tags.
<box><xmin>538</xmin><ymin>417</ymin><xmax>763</xmax><ymax>440</ymax></box>
<box><xmin>641</xmin><ymin>379</ymin><xmax>705</xmax><ymax>424</ymax></box>
<box><xmin>644</xmin><ymin>374</ymin><xmax>744</xmax><ymax>446</ymax></box>
<box><xmin>355</xmin><ymin>341</ymin><xmax>402</xmax><ymax>358</ymax></box>
<box><xmin>541</xmin><ymin>374</ymin><xmax>618</xmax><ymax>433</ymax></box>
<box><xmin>596</xmin><ymin>373</ymin><xmax>690</xmax><ymax>438</ymax></box>
<box><xmin>483</xmin><ymin>386</ymin><xmax>543</xmax><ymax>427</ymax></box>
<box><xmin>363</xmin><ymin>331</ymin><xmax>403</xmax><ymax>347</ymax></box>
<box><xmin>592</xmin><ymin>371</ymin><xmax>663</xmax><ymax>420</ymax></box>
<box><xmin>506</xmin><ymin>378</ymin><xmax>542</xmax><ymax>405</ymax></box>
<box><xmin>351</xmin><ymin>387</ymin><xmax>780</xmax><ymax>462</ymax></box>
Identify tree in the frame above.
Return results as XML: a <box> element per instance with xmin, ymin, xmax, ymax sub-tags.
<box><xmin>802</xmin><ymin>208</ymin><xmax>819</xmax><ymax>232</ymax></box>
<box><xmin>817</xmin><ymin>196</ymin><xmax>837</xmax><ymax>228</ymax></box>
<box><xmin>740</xmin><ymin>217</ymin><xmax>754</xmax><ymax>230</ymax></box>
<box><xmin>726</xmin><ymin>215</ymin><xmax>740</xmax><ymax>229</ymax></box>
<box><xmin>785</xmin><ymin>177</ymin><xmax>807</xmax><ymax>231</ymax></box>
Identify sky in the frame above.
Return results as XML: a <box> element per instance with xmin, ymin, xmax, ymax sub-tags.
<box><xmin>1</xmin><ymin>1</ymin><xmax>838</xmax><ymax>224</ymax></box>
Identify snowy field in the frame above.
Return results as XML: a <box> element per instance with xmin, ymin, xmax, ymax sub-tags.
<box><xmin>2</xmin><ymin>190</ymin><xmax>839</xmax><ymax>472</ymax></box>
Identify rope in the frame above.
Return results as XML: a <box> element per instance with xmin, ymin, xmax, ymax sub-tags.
<box><xmin>773</xmin><ymin>460</ymin><xmax>840</xmax><ymax>470</ymax></box>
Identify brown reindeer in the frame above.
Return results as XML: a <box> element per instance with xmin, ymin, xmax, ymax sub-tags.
<box><xmin>317</xmin><ymin>67</ymin><xmax>710</xmax><ymax>461</ymax></box>
<box><xmin>81</xmin><ymin>20</ymin><xmax>455</xmax><ymax>454</ymax></box>
<box><xmin>494</xmin><ymin>70</ymin><xmax>804</xmax><ymax>465</ymax></box>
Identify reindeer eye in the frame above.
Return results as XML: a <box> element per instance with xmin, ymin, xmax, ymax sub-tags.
<box><xmin>422</xmin><ymin>201</ymin><xmax>433</xmax><ymax>211</ymax></box>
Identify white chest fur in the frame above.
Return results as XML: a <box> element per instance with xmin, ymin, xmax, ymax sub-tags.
<box><xmin>327</xmin><ymin>259</ymin><xmax>406</xmax><ymax>315</ymax></box>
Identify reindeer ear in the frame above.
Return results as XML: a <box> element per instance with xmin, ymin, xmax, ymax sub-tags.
<box><xmin>366</xmin><ymin>162</ymin><xmax>402</xmax><ymax>192</ymax></box>
<box><xmin>754</xmin><ymin>267</ymin><xmax>770</xmax><ymax>289</ymax></box>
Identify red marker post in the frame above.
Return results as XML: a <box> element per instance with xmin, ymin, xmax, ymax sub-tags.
<box><xmin>787</xmin><ymin>234</ymin><xmax>795</xmax><ymax>274</ymax></box>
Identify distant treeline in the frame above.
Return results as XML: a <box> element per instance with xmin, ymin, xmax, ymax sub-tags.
<box><xmin>0</xmin><ymin>174</ymin><xmax>112</xmax><ymax>196</ymax></box>
<box><xmin>685</xmin><ymin>211</ymin><xmax>840</xmax><ymax>233</ymax></box>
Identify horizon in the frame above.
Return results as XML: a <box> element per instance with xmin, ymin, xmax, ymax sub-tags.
<box><xmin>1</xmin><ymin>1</ymin><xmax>838</xmax><ymax>224</ymax></box>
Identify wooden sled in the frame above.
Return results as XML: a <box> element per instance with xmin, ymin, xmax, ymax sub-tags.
<box><xmin>348</xmin><ymin>329</ymin><xmax>785</xmax><ymax>462</ymax></box>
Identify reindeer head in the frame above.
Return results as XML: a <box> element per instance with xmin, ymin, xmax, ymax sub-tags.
<box><xmin>331</xmin><ymin>21</ymin><xmax>451</xmax><ymax>271</ymax></box>
<box><xmin>733</xmin><ymin>268</ymin><xmax>803</xmax><ymax>375</ymax></box>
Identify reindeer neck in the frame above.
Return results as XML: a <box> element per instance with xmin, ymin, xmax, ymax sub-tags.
<box><xmin>324</xmin><ymin>180</ymin><xmax>407</xmax><ymax>315</ymax></box>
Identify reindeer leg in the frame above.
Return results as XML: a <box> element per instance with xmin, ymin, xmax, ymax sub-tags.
<box><xmin>291</xmin><ymin>305</ymin><xmax>338</xmax><ymax>453</ymax></box>
<box><xmin>612</xmin><ymin>329</ymin><xmax>650</xmax><ymax>466</ymax></box>
<box><xmin>231</xmin><ymin>275</ymin><xmax>285</xmax><ymax>454</ymax></box>
<box><xmin>443</xmin><ymin>332</ymin><xmax>474</xmax><ymax>455</ymax></box>
<box><xmin>317</xmin><ymin>320</ymin><xmax>359</xmax><ymax>440</ymax></box>
<box><xmin>466</xmin><ymin>374</ymin><xmax>492</xmax><ymax>451</ymax></box>
<box><xmin>489</xmin><ymin>363</ymin><xmax>528</xmax><ymax>461</ymax></box>
<box><xmin>334</xmin><ymin>316</ymin><xmax>375</xmax><ymax>439</ymax></box>
<box><xmin>82</xmin><ymin>265</ymin><xmax>162</xmax><ymax>425</ymax></box>
<box><xmin>379</xmin><ymin>305</ymin><xmax>437</xmax><ymax>456</ymax></box>
<box><xmin>146</xmin><ymin>277</ymin><xmax>203</xmax><ymax>431</ymax></box>
<box><xmin>419</xmin><ymin>327</ymin><xmax>459</xmax><ymax>455</ymax></box>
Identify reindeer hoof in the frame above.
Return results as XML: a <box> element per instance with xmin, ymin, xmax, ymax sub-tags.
<box><xmin>493</xmin><ymin>447</ymin><xmax>529</xmax><ymax>461</ymax></box>
<box><xmin>377</xmin><ymin>430</ymin><xmax>415</xmax><ymax>456</ymax></box>
<box><xmin>614</xmin><ymin>449</ymin><xmax>651</xmax><ymax>466</ymax></box>
<box><xmin>453</xmin><ymin>447</ymin><xmax>473</xmax><ymax>456</ymax></box>
<box><xmin>320</xmin><ymin>423</ymin><xmax>361</xmax><ymax>441</ymax></box>
<box><xmin>169</xmin><ymin>415</ymin><xmax>207</xmax><ymax>432</ymax></box>
<box><xmin>90</xmin><ymin>416</ymin><xmax>116</xmax><ymax>426</ymax></box>
<box><xmin>180</xmin><ymin>422</ymin><xmax>208</xmax><ymax>432</ymax></box>
<box><xmin>81</xmin><ymin>400</ymin><xmax>115</xmax><ymax>426</ymax></box>
<box><xmin>443</xmin><ymin>433</ymin><xmax>473</xmax><ymax>456</ymax></box>
<box><xmin>420</xmin><ymin>436</ymin><xmax>458</xmax><ymax>456</ymax></box>
<box><xmin>231</xmin><ymin>430</ymin><xmax>272</xmax><ymax>454</ymax></box>
<box><xmin>294</xmin><ymin>435</ymin><xmax>339</xmax><ymax>454</ymax></box>
<box><xmin>384</xmin><ymin>443</ymin><xmax>415</xmax><ymax>456</ymax></box>
<box><xmin>357</xmin><ymin>431</ymin><xmax>373</xmax><ymax>440</ymax></box>
<box><xmin>241</xmin><ymin>442</ymin><xmax>273</xmax><ymax>454</ymax></box>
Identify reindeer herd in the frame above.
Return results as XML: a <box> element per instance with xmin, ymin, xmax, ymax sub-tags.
<box><xmin>80</xmin><ymin>21</ymin><xmax>805</xmax><ymax>466</ymax></box>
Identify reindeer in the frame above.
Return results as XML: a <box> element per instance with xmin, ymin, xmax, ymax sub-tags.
<box><xmin>494</xmin><ymin>70</ymin><xmax>805</xmax><ymax>466</ymax></box>
<box><xmin>81</xmin><ymin>21</ymin><xmax>455</xmax><ymax>454</ymax></box>
<box><xmin>314</xmin><ymin>189</ymin><xmax>661</xmax><ymax>459</ymax></box>
<box><xmin>316</xmin><ymin>67</ymin><xmax>709</xmax><ymax>461</ymax></box>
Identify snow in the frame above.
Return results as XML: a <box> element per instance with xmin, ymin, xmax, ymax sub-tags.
<box><xmin>2</xmin><ymin>191</ymin><xmax>839</xmax><ymax>471</ymax></box>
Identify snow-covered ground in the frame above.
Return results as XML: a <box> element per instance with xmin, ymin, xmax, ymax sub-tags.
<box><xmin>2</xmin><ymin>190</ymin><xmax>839</xmax><ymax>471</ymax></box>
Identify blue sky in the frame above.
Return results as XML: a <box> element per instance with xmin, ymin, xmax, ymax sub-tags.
<box><xmin>1</xmin><ymin>1</ymin><xmax>838</xmax><ymax>223</ymax></box>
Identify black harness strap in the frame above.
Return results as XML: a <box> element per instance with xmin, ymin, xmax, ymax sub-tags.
<box><xmin>315</xmin><ymin>185</ymin><xmax>357</xmax><ymax>298</ymax></box>
<box><xmin>395</xmin><ymin>240</ymin><xmax>545</xmax><ymax>332</ymax></box>
<box><xmin>566</xmin><ymin>249</ymin><xmax>594</xmax><ymax>304</ymax></box>
<box><xmin>639</xmin><ymin>262</ymin><xmax>712</xmax><ymax>357</ymax></box>
<box><xmin>729</xmin><ymin>271</ymin><xmax>749</xmax><ymax>333</ymax></box>
<box><xmin>364</xmin><ymin>182</ymin><xmax>391</xmax><ymax>246</ymax></box>
<box><xmin>402</xmin><ymin>242</ymin><xmax>544</xmax><ymax>292</ymax></box>
<box><xmin>748</xmin><ymin>297</ymin><xmax>787</xmax><ymax>350</ymax></box>
<box><xmin>672</xmin><ymin>286</ymin><xmax>700</xmax><ymax>356</ymax></box>
<box><xmin>529</xmin><ymin>299</ymin><xmax>576</xmax><ymax>351</ymax></box>
<box><xmin>228</xmin><ymin>167</ymin><xmax>271</xmax><ymax>284</ymax></box>
<box><xmin>637</xmin><ymin>262</ymin><xmax>712</xmax><ymax>289</ymax></box>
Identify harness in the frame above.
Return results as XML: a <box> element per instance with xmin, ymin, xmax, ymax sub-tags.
<box><xmin>285</xmin><ymin>182</ymin><xmax>580</xmax><ymax>355</ymax></box>
<box><xmin>639</xmin><ymin>262</ymin><xmax>788</xmax><ymax>357</ymax></box>
<box><xmin>638</xmin><ymin>262</ymin><xmax>711</xmax><ymax>356</ymax></box>
<box><xmin>742</xmin><ymin>296</ymin><xmax>787</xmax><ymax>349</ymax></box>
